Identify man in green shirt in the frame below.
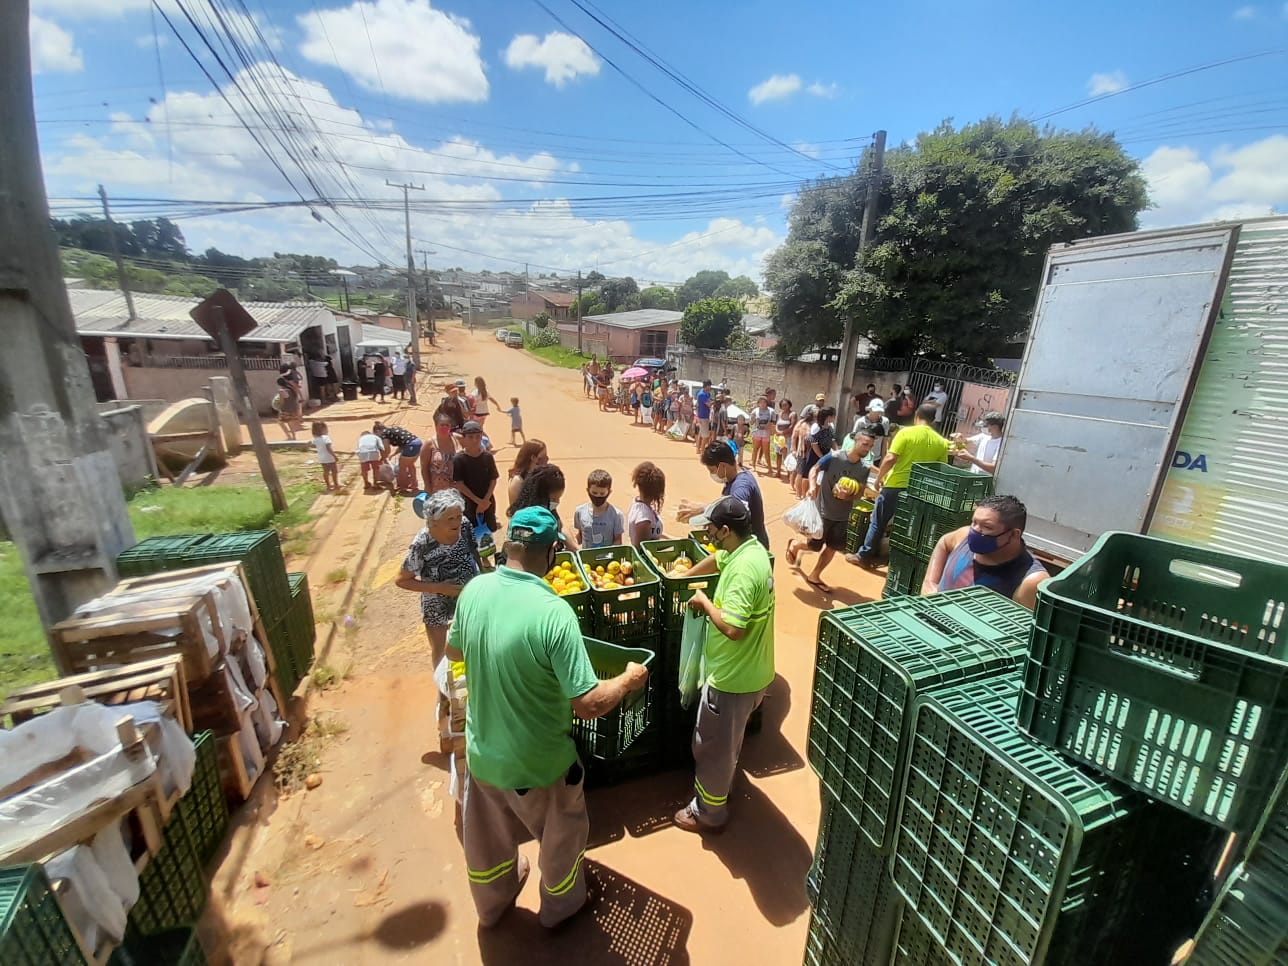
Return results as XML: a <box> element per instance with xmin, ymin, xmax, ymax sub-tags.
<box><xmin>675</xmin><ymin>496</ymin><xmax>775</xmax><ymax>833</ymax></box>
<box><xmin>448</xmin><ymin>507</ymin><xmax>647</xmax><ymax>928</ymax></box>
<box><xmin>850</xmin><ymin>402</ymin><xmax>949</xmax><ymax>569</ymax></box>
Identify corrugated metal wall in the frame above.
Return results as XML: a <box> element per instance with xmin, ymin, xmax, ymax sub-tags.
<box><xmin>1150</xmin><ymin>218</ymin><xmax>1288</xmax><ymax>565</ymax></box>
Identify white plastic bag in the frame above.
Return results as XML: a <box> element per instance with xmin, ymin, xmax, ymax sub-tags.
<box><xmin>377</xmin><ymin>460</ymin><xmax>397</xmax><ymax>484</ymax></box>
<box><xmin>678</xmin><ymin>611</ymin><xmax>706</xmax><ymax>710</ymax></box>
<box><xmin>667</xmin><ymin>420</ymin><xmax>690</xmax><ymax>440</ymax></box>
<box><xmin>784</xmin><ymin>497</ymin><xmax>824</xmax><ymax>539</ymax></box>
<box><xmin>782</xmin><ymin>452</ymin><xmax>798</xmax><ymax>474</ymax></box>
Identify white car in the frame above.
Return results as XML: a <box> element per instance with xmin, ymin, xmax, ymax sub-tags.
<box><xmin>494</xmin><ymin>327</ymin><xmax>509</xmax><ymax>341</ymax></box>
<box><xmin>676</xmin><ymin>379</ymin><xmax>747</xmax><ymax>420</ymax></box>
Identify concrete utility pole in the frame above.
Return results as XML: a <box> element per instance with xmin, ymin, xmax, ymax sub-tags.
<box><xmin>835</xmin><ymin>130</ymin><xmax>887</xmax><ymax>419</ymax></box>
<box><xmin>97</xmin><ymin>184</ymin><xmax>136</xmax><ymax>321</ymax></box>
<box><xmin>417</xmin><ymin>248</ymin><xmax>437</xmax><ymax>337</ymax></box>
<box><xmin>576</xmin><ymin>270</ymin><xmax>583</xmax><ymax>353</ymax></box>
<box><xmin>1</xmin><ymin>4</ymin><xmax>135</xmax><ymax>669</ymax></box>
<box><xmin>387</xmin><ymin>179</ymin><xmax>424</xmax><ymax>405</ymax></box>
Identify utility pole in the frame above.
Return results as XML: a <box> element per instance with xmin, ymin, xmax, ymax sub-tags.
<box><xmin>576</xmin><ymin>270</ymin><xmax>583</xmax><ymax>354</ymax></box>
<box><xmin>835</xmin><ymin>130</ymin><xmax>887</xmax><ymax>419</ymax></box>
<box><xmin>97</xmin><ymin>184</ymin><xmax>136</xmax><ymax>321</ymax></box>
<box><xmin>417</xmin><ymin>248</ymin><xmax>437</xmax><ymax>337</ymax></box>
<box><xmin>387</xmin><ymin>180</ymin><xmax>424</xmax><ymax>405</ymax></box>
<box><xmin>1</xmin><ymin>5</ymin><xmax>134</xmax><ymax>670</ymax></box>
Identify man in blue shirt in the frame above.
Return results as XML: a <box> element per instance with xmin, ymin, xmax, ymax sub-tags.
<box><xmin>699</xmin><ymin>442</ymin><xmax>770</xmax><ymax>549</ymax></box>
<box><xmin>695</xmin><ymin>380</ymin><xmax>713</xmax><ymax>454</ymax></box>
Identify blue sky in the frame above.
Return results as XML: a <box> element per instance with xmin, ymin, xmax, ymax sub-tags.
<box><xmin>28</xmin><ymin>0</ymin><xmax>1288</xmax><ymax>284</ymax></box>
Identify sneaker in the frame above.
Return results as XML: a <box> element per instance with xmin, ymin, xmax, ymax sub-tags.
<box><xmin>673</xmin><ymin>805</ymin><xmax>724</xmax><ymax>835</ymax></box>
<box><xmin>845</xmin><ymin>553</ymin><xmax>883</xmax><ymax>571</ymax></box>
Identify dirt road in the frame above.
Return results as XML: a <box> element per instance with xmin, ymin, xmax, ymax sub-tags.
<box><xmin>202</xmin><ymin>322</ymin><xmax>888</xmax><ymax>965</ymax></box>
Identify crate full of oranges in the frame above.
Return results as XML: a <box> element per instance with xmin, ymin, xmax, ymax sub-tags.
<box><xmin>544</xmin><ymin>551</ymin><xmax>593</xmax><ymax>632</ymax></box>
<box><xmin>576</xmin><ymin>546</ymin><xmax>660</xmax><ymax>646</ymax></box>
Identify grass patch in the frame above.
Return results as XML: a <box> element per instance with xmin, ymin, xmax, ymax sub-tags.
<box><xmin>322</xmin><ymin>567</ymin><xmax>349</xmax><ymax>585</ymax></box>
<box><xmin>273</xmin><ymin>712</ymin><xmax>348</xmax><ymax>793</ymax></box>
<box><xmin>310</xmin><ymin>663</ymin><xmax>344</xmax><ymax>689</ymax></box>
<box><xmin>526</xmin><ymin>344</ymin><xmax>589</xmax><ymax>369</ymax></box>
<box><xmin>0</xmin><ymin>544</ymin><xmax>55</xmax><ymax>694</ymax></box>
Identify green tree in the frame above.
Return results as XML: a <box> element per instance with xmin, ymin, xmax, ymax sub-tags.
<box><xmin>713</xmin><ymin>275</ymin><xmax>759</xmax><ymax>300</ymax></box>
<box><xmin>764</xmin><ymin>116</ymin><xmax>1148</xmax><ymax>361</ymax></box>
<box><xmin>600</xmin><ymin>276</ymin><xmax>639</xmax><ymax>312</ymax></box>
<box><xmin>680</xmin><ymin>297</ymin><xmax>743</xmax><ymax>349</ymax></box>
<box><xmin>131</xmin><ymin>218</ymin><xmax>188</xmax><ymax>259</ymax></box>
<box><xmin>677</xmin><ymin>270</ymin><xmax>731</xmax><ymax>309</ymax></box>
<box><xmin>532</xmin><ymin>312</ymin><xmax>551</xmax><ymax>330</ymax></box>
<box><xmin>639</xmin><ymin>285</ymin><xmax>677</xmax><ymax>310</ymax></box>
<box><xmin>572</xmin><ymin>293</ymin><xmax>605</xmax><ymax>317</ymax></box>
<box><xmin>584</xmin><ymin>270</ymin><xmax>606</xmax><ymax>287</ymax></box>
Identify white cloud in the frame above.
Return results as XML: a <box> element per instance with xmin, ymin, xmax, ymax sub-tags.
<box><xmin>30</xmin><ymin>15</ymin><xmax>83</xmax><ymax>74</ymax></box>
<box><xmin>1140</xmin><ymin>135</ymin><xmax>1287</xmax><ymax>227</ymax></box>
<box><xmin>1087</xmin><ymin>70</ymin><xmax>1128</xmax><ymax>96</ymax></box>
<box><xmin>806</xmin><ymin>81</ymin><xmax>838</xmax><ymax>99</ymax></box>
<box><xmin>298</xmin><ymin>0</ymin><xmax>487</xmax><ymax>104</ymax></box>
<box><xmin>749</xmin><ymin>73</ymin><xmax>801</xmax><ymax>105</ymax></box>
<box><xmin>794</xmin><ymin>142</ymin><xmax>820</xmax><ymax>158</ymax></box>
<box><xmin>32</xmin><ymin>0</ymin><xmax>150</xmax><ymax>16</ymax></box>
<box><xmin>504</xmin><ymin>32</ymin><xmax>599</xmax><ymax>88</ymax></box>
<box><xmin>1233</xmin><ymin>4</ymin><xmax>1257</xmax><ymax>17</ymax></box>
<box><xmin>135</xmin><ymin>33</ymin><xmax>169</xmax><ymax>49</ymax></box>
<box><xmin>40</xmin><ymin>64</ymin><xmax>779</xmax><ymax>281</ymax></box>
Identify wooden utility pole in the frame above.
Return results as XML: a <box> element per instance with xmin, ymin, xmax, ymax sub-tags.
<box><xmin>387</xmin><ymin>179</ymin><xmax>424</xmax><ymax>405</ymax></box>
<box><xmin>204</xmin><ymin>302</ymin><xmax>287</xmax><ymax>513</ymax></box>
<box><xmin>0</xmin><ymin>2</ymin><xmax>135</xmax><ymax>669</ymax></box>
<box><xmin>835</xmin><ymin>130</ymin><xmax>887</xmax><ymax>419</ymax></box>
<box><xmin>97</xmin><ymin>184</ymin><xmax>136</xmax><ymax>321</ymax></box>
<box><xmin>576</xmin><ymin>270</ymin><xmax>583</xmax><ymax>353</ymax></box>
<box><xmin>417</xmin><ymin>248</ymin><xmax>437</xmax><ymax>337</ymax></box>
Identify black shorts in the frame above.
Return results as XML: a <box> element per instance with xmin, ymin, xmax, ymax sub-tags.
<box><xmin>392</xmin><ymin>374</ymin><xmax>406</xmax><ymax>390</ymax></box>
<box><xmin>807</xmin><ymin>517</ymin><xmax>848</xmax><ymax>552</ymax></box>
<box><xmin>473</xmin><ymin>506</ymin><xmax>498</xmax><ymax>532</ymax></box>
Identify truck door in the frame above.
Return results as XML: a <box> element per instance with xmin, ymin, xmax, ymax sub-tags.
<box><xmin>994</xmin><ymin>225</ymin><xmax>1237</xmax><ymax>561</ymax></box>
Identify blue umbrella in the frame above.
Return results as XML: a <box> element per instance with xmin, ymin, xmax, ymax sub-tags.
<box><xmin>634</xmin><ymin>357</ymin><xmax>667</xmax><ymax>369</ymax></box>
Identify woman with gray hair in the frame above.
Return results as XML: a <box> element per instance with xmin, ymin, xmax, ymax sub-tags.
<box><xmin>396</xmin><ymin>488</ymin><xmax>481</xmax><ymax>673</ymax></box>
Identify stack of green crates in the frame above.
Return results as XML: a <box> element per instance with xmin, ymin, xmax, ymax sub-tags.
<box><xmin>843</xmin><ymin>498</ymin><xmax>875</xmax><ymax>555</ymax></box>
<box><xmin>267</xmin><ymin>572</ymin><xmax>316</xmax><ymax>696</ymax></box>
<box><xmin>883</xmin><ymin>463</ymin><xmax>991</xmax><ymax>598</ymax></box>
<box><xmin>0</xmin><ymin>865</ymin><xmax>83</xmax><ymax>966</ymax></box>
<box><xmin>171</xmin><ymin>731</ymin><xmax>229</xmax><ymax>865</ymax></box>
<box><xmin>109</xmin><ymin>927</ymin><xmax>207</xmax><ymax>966</ymax></box>
<box><xmin>127</xmin><ymin>803</ymin><xmax>207</xmax><ymax>939</ymax></box>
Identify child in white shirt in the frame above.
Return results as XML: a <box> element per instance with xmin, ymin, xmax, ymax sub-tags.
<box><xmin>312</xmin><ymin>421</ymin><xmax>338</xmax><ymax>490</ymax></box>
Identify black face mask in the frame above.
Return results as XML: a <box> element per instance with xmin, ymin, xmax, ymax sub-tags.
<box><xmin>589</xmin><ymin>494</ymin><xmax>609</xmax><ymax>507</ymax></box>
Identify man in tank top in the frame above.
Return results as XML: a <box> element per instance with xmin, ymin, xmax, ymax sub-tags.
<box><xmin>922</xmin><ymin>494</ymin><xmax>1050</xmax><ymax>610</ymax></box>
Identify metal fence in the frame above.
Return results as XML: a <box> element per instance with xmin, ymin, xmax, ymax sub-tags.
<box><xmin>903</xmin><ymin>359</ymin><xmax>1016</xmax><ymax>438</ymax></box>
<box><xmin>135</xmin><ymin>355</ymin><xmax>285</xmax><ymax>370</ymax></box>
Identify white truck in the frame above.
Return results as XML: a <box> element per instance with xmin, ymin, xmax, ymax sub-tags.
<box><xmin>993</xmin><ymin>216</ymin><xmax>1288</xmax><ymax>566</ymax></box>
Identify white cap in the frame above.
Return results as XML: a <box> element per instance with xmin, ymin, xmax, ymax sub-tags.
<box><xmin>867</xmin><ymin>399</ymin><xmax>885</xmax><ymax>413</ymax></box>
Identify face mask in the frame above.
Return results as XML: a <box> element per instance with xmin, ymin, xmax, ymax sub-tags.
<box><xmin>549</xmin><ymin>499</ymin><xmax>560</xmax><ymax>511</ymax></box>
<box><xmin>967</xmin><ymin>528</ymin><xmax>1009</xmax><ymax>555</ymax></box>
<box><xmin>709</xmin><ymin>472</ymin><xmax>724</xmax><ymax>485</ymax></box>
<box><xmin>437</xmin><ymin>425</ymin><xmax>451</xmax><ymax>437</ymax></box>
<box><xmin>589</xmin><ymin>494</ymin><xmax>609</xmax><ymax>507</ymax></box>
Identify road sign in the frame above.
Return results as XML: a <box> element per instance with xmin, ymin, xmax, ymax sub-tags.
<box><xmin>190</xmin><ymin>289</ymin><xmax>258</xmax><ymax>342</ymax></box>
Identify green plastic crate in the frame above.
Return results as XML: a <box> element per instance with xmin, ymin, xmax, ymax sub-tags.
<box><xmin>0</xmin><ymin>865</ymin><xmax>83</xmax><ymax>966</ymax></box>
<box><xmin>844</xmin><ymin>499</ymin><xmax>876</xmax><ymax>555</ymax></box>
<box><xmin>1189</xmin><ymin>765</ymin><xmax>1288</xmax><ymax>965</ymax></box>
<box><xmin>172</xmin><ymin>731</ymin><xmax>229</xmax><ymax>866</ymax></box>
<box><xmin>808</xmin><ymin>588</ymin><xmax>1032</xmax><ymax>852</ymax></box>
<box><xmin>888</xmin><ymin>498</ymin><xmax>971</xmax><ymax>560</ymax></box>
<box><xmin>129</xmin><ymin>806</ymin><xmax>207</xmax><ymax>936</ymax></box>
<box><xmin>882</xmin><ymin>548</ymin><xmax>928</xmax><ymax>599</ymax></box>
<box><xmin>803</xmin><ymin>912</ymin><xmax>845</xmax><ymax>966</ymax></box>
<box><xmin>1017</xmin><ymin>531</ymin><xmax>1288</xmax><ymax>833</ymax></box>
<box><xmin>115</xmin><ymin>536</ymin><xmax>211</xmax><ymax>576</ymax></box>
<box><xmin>906</xmin><ymin>462</ymin><xmax>993</xmax><ymax>513</ymax></box>
<box><xmin>640</xmin><ymin>538</ymin><xmax>714</xmax><ymax>634</ymax></box>
<box><xmin>583</xmin><ymin>723</ymin><xmax>664</xmax><ymax>789</ymax></box>
<box><xmin>285</xmin><ymin>572</ymin><xmax>316</xmax><ymax>682</ymax></box>
<box><xmin>571</xmin><ymin>637</ymin><xmax>656</xmax><ymax>761</ymax></box>
<box><xmin>265</xmin><ymin>615</ymin><xmax>300</xmax><ymax>698</ymax></box>
<box><xmin>806</xmin><ymin>798</ymin><xmax>901</xmax><ymax>966</ymax></box>
<box><xmin>891</xmin><ymin>905</ymin><xmax>954</xmax><ymax>966</ymax></box>
<box><xmin>891</xmin><ymin>677</ymin><xmax>1155</xmax><ymax>966</ymax></box>
<box><xmin>576</xmin><ymin>546</ymin><xmax>660</xmax><ymax>645</ymax></box>
<box><xmin>687</xmin><ymin>529</ymin><xmax>717</xmax><ymax>554</ymax></box>
<box><xmin>109</xmin><ymin>927</ymin><xmax>206</xmax><ymax>966</ymax></box>
<box><xmin>547</xmin><ymin>551</ymin><xmax>594</xmax><ymax>634</ymax></box>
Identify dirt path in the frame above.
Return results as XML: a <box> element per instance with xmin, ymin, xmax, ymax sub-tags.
<box><xmin>201</xmin><ymin>322</ymin><xmax>888</xmax><ymax>965</ymax></box>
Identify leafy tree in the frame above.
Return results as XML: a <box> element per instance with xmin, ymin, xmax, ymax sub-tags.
<box><xmin>680</xmin><ymin>297</ymin><xmax>743</xmax><ymax>349</ymax></box>
<box><xmin>725</xmin><ymin>325</ymin><xmax>757</xmax><ymax>352</ymax></box>
<box><xmin>131</xmin><ymin>218</ymin><xmax>188</xmax><ymax>259</ymax></box>
<box><xmin>584</xmin><ymin>270</ymin><xmax>606</xmax><ymax>287</ymax></box>
<box><xmin>532</xmin><ymin>312</ymin><xmax>551</xmax><ymax>330</ymax></box>
<box><xmin>764</xmin><ymin>116</ymin><xmax>1148</xmax><ymax>361</ymax></box>
<box><xmin>600</xmin><ymin>276</ymin><xmax>639</xmax><ymax>313</ymax></box>
<box><xmin>713</xmin><ymin>275</ymin><xmax>759</xmax><ymax>300</ymax></box>
<box><xmin>677</xmin><ymin>270</ymin><xmax>730</xmax><ymax>309</ymax></box>
<box><xmin>51</xmin><ymin>216</ymin><xmax>140</xmax><ymax>258</ymax></box>
<box><xmin>572</xmin><ymin>293</ymin><xmax>605</xmax><ymax>317</ymax></box>
<box><xmin>640</xmin><ymin>285</ymin><xmax>677</xmax><ymax>310</ymax></box>
<box><xmin>240</xmin><ymin>275</ymin><xmax>308</xmax><ymax>302</ymax></box>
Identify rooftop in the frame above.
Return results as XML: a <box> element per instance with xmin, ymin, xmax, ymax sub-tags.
<box><xmin>581</xmin><ymin>308</ymin><xmax>683</xmax><ymax>330</ymax></box>
<box><xmin>69</xmin><ymin>288</ymin><xmax>334</xmax><ymax>344</ymax></box>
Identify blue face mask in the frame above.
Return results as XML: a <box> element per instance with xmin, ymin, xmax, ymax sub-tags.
<box><xmin>967</xmin><ymin>528</ymin><xmax>1009</xmax><ymax>555</ymax></box>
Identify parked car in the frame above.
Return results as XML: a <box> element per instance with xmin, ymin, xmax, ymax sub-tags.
<box><xmin>494</xmin><ymin>327</ymin><xmax>509</xmax><ymax>341</ymax></box>
<box><xmin>504</xmin><ymin>331</ymin><xmax>524</xmax><ymax>348</ymax></box>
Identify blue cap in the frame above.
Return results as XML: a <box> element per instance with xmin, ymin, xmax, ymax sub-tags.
<box><xmin>412</xmin><ymin>492</ymin><xmax>429</xmax><ymax>519</ymax></box>
<box><xmin>507</xmin><ymin>507</ymin><xmax>566</xmax><ymax>544</ymax></box>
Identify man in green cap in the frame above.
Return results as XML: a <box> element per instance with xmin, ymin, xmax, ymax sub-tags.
<box><xmin>448</xmin><ymin>506</ymin><xmax>648</xmax><ymax>927</ymax></box>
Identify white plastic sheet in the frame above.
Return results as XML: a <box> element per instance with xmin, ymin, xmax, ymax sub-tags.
<box><xmin>46</xmin><ymin>844</ymin><xmax>128</xmax><ymax>949</ymax></box>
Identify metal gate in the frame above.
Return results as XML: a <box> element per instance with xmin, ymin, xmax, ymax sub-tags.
<box><xmin>903</xmin><ymin>360</ymin><xmax>1016</xmax><ymax>437</ymax></box>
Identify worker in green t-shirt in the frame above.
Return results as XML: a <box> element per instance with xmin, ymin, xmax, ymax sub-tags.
<box><xmin>674</xmin><ymin>496</ymin><xmax>775</xmax><ymax>832</ymax></box>
<box><xmin>447</xmin><ymin>507</ymin><xmax>648</xmax><ymax>928</ymax></box>
<box><xmin>850</xmin><ymin>402</ymin><xmax>949</xmax><ymax>568</ymax></box>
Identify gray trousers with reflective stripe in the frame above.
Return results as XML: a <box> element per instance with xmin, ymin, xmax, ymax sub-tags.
<box><xmin>690</xmin><ymin>683</ymin><xmax>767</xmax><ymax>827</ymax></box>
<box><xmin>461</xmin><ymin>765</ymin><xmax>588</xmax><ymax>927</ymax></box>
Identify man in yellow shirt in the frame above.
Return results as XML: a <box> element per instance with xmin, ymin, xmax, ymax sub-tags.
<box><xmin>848</xmin><ymin>403</ymin><xmax>948</xmax><ymax>569</ymax></box>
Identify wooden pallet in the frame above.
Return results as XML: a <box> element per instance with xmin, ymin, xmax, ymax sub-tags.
<box><xmin>215</xmin><ymin>710</ymin><xmax>266</xmax><ymax>802</ymax></box>
<box><xmin>1</xmin><ymin>656</ymin><xmax>193</xmax><ymax>734</ymax></box>
<box><xmin>115</xmin><ymin>562</ymin><xmax>261</xmax><ymax>626</ymax></box>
